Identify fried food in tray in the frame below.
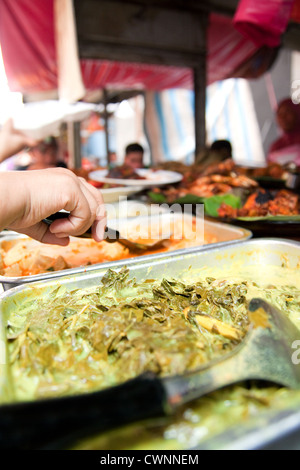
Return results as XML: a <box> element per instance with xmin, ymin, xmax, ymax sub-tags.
<box><xmin>0</xmin><ymin>217</ymin><xmax>217</xmax><ymax>278</ymax></box>
<box><xmin>152</xmin><ymin>161</ymin><xmax>192</xmax><ymax>175</ymax></box>
<box><xmin>202</xmin><ymin>160</ymin><xmax>290</xmax><ymax>180</ymax></box>
<box><xmin>248</xmin><ymin>163</ymin><xmax>288</xmax><ymax>180</ymax></box>
<box><xmin>218</xmin><ymin>189</ymin><xmax>299</xmax><ymax>219</ymax></box>
<box><xmin>151</xmin><ymin>173</ymin><xmax>258</xmax><ymax>202</ymax></box>
<box><xmin>183</xmin><ymin>174</ymin><xmax>258</xmax><ymax>198</ymax></box>
<box><xmin>150</xmin><ymin>159</ymin><xmax>300</xmax><ymax>220</ymax></box>
<box><xmin>152</xmin><ymin>159</ymin><xmax>292</xmax><ymax>192</ymax></box>
<box><xmin>106</xmin><ymin>165</ymin><xmax>146</xmax><ymax>180</ymax></box>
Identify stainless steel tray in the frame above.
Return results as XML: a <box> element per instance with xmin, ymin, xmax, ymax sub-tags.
<box><xmin>0</xmin><ymin>238</ymin><xmax>300</xmax><ymax>449</ymax></box>
<box><xmin>0</xmin><ymin>217</ymin><xmax>252</xmax><ymax>291</ymax></box>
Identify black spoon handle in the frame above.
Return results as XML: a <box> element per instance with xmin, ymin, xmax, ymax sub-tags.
<box><xmin>0</xmin><ymin>372</ymin><xmax>167</xmax><ymax>450</ymax></box>
<box><xmin>43</xmin><ymin>211</ymin><xmax>120</xmax><ymax>242</ymax></box>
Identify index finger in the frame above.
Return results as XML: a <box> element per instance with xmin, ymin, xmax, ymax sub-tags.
<box><xmin>49</xmin><ymin>178</ymin><xmax>106</xmax><ymax>239</ymax></box>
<box><xmin>79</xmin><ymin>179</ymin><xmax>107</xmax><ymax>241</ymax></box>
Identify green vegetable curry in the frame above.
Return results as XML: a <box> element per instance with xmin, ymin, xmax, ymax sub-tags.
<box><xmin>2</xmin><ymin>265</ymin><xmax>300</xmax><ymax>449</ymax></box>
<box><xmin>6</xmin><ymin>268</ymin><xmax>249</xmax><ymax>400</ymax></box>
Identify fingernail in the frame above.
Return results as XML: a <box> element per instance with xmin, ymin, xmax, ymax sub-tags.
<box><xmin>54</xmin><ymin>232</ymin><xmax>69</xmax><ymax>238</ymax></box>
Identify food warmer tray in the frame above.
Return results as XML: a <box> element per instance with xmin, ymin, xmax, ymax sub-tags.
<box><xmin>0</xmin><ymin>216</ymin><xmax>252</xmax><ymax>291</ymax></box>
<box><xmin>0</xmin><ymin>238</ymin><xmax>300</xmax><ymax>450</ymax></box>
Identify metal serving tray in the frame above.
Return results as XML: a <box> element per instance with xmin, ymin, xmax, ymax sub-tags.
<box><xmin>0</xmin><ymin>216</ymin><xmax>252</xmax><ymax>291</ymax></box>
<box><xmin>0</xmin><ymin>238</ymin><xmax>300</xmax><ymax>449</ymax></box>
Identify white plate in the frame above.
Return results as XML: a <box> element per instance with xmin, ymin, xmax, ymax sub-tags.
<box><xmin>100</xmin><ymin>186</ymin><xmax>144</xmax><ymax>203</ymax></box>
<box><xmin>89</xmin><ymin>169</ymin><xmax>183</xmax><ymax>187</ymax></box>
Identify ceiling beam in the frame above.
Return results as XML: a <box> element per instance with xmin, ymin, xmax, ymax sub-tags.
<box><xmin>283</xmin><ymin>23</ymin><xmax>300</xmax><ymax>52</ymax></box>
<box><xmin>74</xmin><ymin>0</ymin><xmax>210</xmax><ymax>156</ymax></box>
<box><xmin>75</xmin><ymin>0</ymin><xmax>207</xmax><ymax>67</ymax></box>
<box><xmin>90</xmin><ymin>0</ymin><xmax>239</xmax><ymax>16</ymax></box>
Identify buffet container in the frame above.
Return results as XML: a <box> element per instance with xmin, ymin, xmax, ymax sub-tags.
<box><xmin>0</xmin><ymin>215</ymin><xmax>252</xmax><ymax>291</ymax></box>
<box><xmin>0</xmin><ymin>238</ymin><xmax>300</xmax><ymax>449</ymax></box>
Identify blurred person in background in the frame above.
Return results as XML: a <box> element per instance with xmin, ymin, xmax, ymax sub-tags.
<box><xmin>124</xmin><ymin>142</ymin><xmax>144</xmax><ymax>169</ymax></box>
<box><xmin>22</xmin><ymin>137</ymin><xmax>67</xmax><ymax>170</ymax></box>
<box><xmin>108</xmin><ymin>151</ymin><xmax>117</xmax><ymax>166</ymax></box>
<box><xmin>195</xmin><ymin>139</ymin><xmax>233</xmax><ymax>174</ymax></box>
<box><xmin>0</xmin><ymin>118</ymin><xmax>38</xmax><ymax>169</ymax></box>
<box><xmin>209</xmin><ymin>139</ymin><xmax>232</xmax><ymax>160</ymax></box>
<box><xmin>268</xmin><ymin>98</ymin><xmax>300</xmax><ymax>166</ymax></box>
<box><xmin>105</xmin><ymin>142</ymin><xmax>145</xmax><ymax>179</ymax></box>
<box><xmin>81</xmin><ymin>112</ymin><xmax>107</xmax><ymax>168</ymax></box>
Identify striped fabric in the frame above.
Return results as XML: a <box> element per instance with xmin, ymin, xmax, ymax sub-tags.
<box><xmin>144</xmin><ymin>78</ymin><xmax>266</xmax><ymax>167</ymax></box>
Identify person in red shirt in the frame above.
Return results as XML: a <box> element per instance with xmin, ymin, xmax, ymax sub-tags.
<box><xmin>268</xmin><ymin>98</ymin><xmax>300</xmax><ymax>165</ymax></box>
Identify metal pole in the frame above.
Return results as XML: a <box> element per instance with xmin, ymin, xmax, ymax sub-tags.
<box><xmin>67</xmin><ymin>121</ymin><xmax>82</xmax><ymax>169</ymax></box>
<box><xmin>193</xmin><ymin>53</ymin><xmax>207</xmax><ymax>159</ymax></box>
<box><xmin>103</xmin><ymin>88</ymin><xmax>110</xmax><ymax>166</ymax></box>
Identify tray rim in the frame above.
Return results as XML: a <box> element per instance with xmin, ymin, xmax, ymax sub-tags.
<box><xmin>0</xmin><ymin>217</ymin><xmax>252</xmax><ymax>289</ymax></box>
<box><xmin>196</xmin><ymin>402</ymin><xmax>300</xmax><ymax>450</ymax></box>
<box><xmin>1</xmin><ymin>237</ymin><xmax>299</xmax><ymax>300</ymax></box>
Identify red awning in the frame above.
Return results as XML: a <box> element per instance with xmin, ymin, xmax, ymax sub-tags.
<box><xmin>233</xmin><ymin>0</ymin><xmax>295</xmax><ymax>48</ymax></box>
<box><xmin>0</xmin><ymin>0</ymin><xmax>292</xmax><ymax>95</ymax></box>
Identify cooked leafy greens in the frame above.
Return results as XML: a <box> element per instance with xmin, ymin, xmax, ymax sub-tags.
<box><xmin>6</xmin><ymin>267</ymin><xmax>250</xmax><ymax>401</ymax></box>
<box><xmin>3</xmin><ymin>265</ymin><xmax>300</xmax><ymax>450</ymax></box>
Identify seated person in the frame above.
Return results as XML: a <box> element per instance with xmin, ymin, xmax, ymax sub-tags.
<box><xmin>268</xmin><ymin>98</ymin><xmax>300</xmax><ymax>165</ymax></box>
<box><xmin>124</xmin><ymin>142</ymin><xmax>144</xmax><ymax>169</ymax></box>
<box><xmin>106</xmin><ymin>142</ymin><xmax>145</xmax><ymax>179</ymax></box>
<box><xmin>196</xmin><ymin>139</ymin><xmax>233</xmax><ymax>175</ymax></box>
<box><xmin>209</xmin><ymin>139</ymin><xmax>232</xmax><ymax>159</ymax></box>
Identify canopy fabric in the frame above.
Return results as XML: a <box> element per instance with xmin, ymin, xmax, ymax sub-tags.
<box><xmin>0</xmin><ymin>0</ymin><xmax>57</xmax><ymax>92</ymax></box>
<box><xmin>291</xmin><ymin>0</ymin><xmax>300</xmax><ymax>22</ymax></box>
<box><xmin>233</xmin><ymin>0</ymin><xmax>296</xmax><ymax>48</ymax></box>
<box><xmin>0</xmin><ymin>0</ymin><xmax>265</xmax><ymax>95</ymax></box>
<box><xmin>80</xmin><ymin>12</ymin><xmax>259</xmax><ymax>91</ymax></box>
<box><xmin>144</xmin><ymin>82</ymin><xmax>266</xmax><ymax>166</ymax></box>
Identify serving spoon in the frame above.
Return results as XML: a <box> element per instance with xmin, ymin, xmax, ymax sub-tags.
<box><xmin>1</xmin><ymin>298</ymin><xmax>300</xmax><ymax>449</ymax></box>
<box><xmin>43</xmin><ymin>211</ymin><xmax>170</xmax><ymax>252</ymax></box>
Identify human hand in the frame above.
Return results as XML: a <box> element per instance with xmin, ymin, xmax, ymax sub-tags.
<box><xmin>0</xmin><ymin>118</ymin><xmax>39</xmax><ymax>162</ymax></box>
<box><xmin>0</xmin><ymin>168</ymin><xmax>106</xmax><ymax>245</ymax></box>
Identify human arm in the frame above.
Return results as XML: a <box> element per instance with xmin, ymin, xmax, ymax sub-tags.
<box><xmin>0</xmin><ymin>168</ymin><xmax>106</xmax><ymax>245</ymax></box>
<box><xmin>0</xmin><ymin>118</ymin><xmax>38</xmax><ymax>162</ymax></box>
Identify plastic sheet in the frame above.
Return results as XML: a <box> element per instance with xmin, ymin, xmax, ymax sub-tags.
<box><xmin>233</xmin><ymin>0</ymin><xmax>295</xmax><ymax>47</ymax></box>
<box><xmin>0</xmin><ymin>0</ymin><xmax>282</xmax><ymax>95</ymax></box>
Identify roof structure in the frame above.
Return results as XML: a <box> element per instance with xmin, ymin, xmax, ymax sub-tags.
<box><xmin>0</xmin><ymin>0</ymin><xmax>297</xmax><ymax>158</ymax></box>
